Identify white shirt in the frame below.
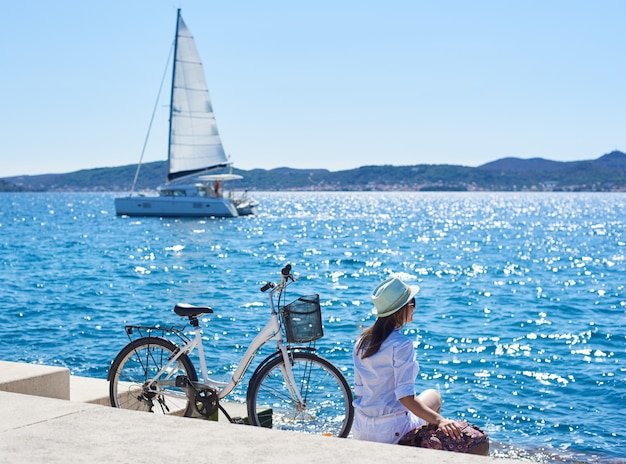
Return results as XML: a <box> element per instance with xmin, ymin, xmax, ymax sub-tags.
<box><xmin>352</xmin><ymin>328</ymin><xmax>424</xmax><ymax>443</ymax></box>
<box><xmin>352</xmin><ymin>328</ymin><xmax>419</xmax><ymax>417</ymax></box>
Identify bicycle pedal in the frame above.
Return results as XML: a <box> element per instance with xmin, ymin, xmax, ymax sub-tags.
<box><xmin>232</xmin><ymin>417</ymin><xmax>245</xmax><ymax>424</ymax></box>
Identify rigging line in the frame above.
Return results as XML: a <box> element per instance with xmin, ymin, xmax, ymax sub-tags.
<box><xmin>129</xmin><ymin>41</ymin><xmax>175</xmax><ymax>196</ymax></box>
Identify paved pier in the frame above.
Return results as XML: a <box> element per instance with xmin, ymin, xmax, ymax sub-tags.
<box><xmin>0</xmin><ymin>361</ymin><xmax>525</xmax><ymax>463</ymax></box>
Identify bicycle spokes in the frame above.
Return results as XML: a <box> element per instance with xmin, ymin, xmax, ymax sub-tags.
<box><xmin>109</xmin><ymin>337</ymin><xmax>197</xmax><ymax>416</ymax></box>
<box><xmin>247</xmin><ymin>351</ymin><xmax>354</xmax><ymax>437</ymax></box>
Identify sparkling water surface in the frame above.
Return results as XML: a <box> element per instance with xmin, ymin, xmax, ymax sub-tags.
<box><xmin>1</xmin><ymin>192</ymin><xmax>624</xmax><ymax>463</ymax></box>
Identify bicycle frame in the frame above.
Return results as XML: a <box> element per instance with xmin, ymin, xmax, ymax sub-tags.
<box><xmin>145</xmin><ymin>273</ymin><xmax>305</xmax><ymax>407</ymax></box>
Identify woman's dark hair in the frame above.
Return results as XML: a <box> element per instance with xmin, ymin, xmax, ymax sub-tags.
<box><xmin>356</xmin><ymin>306</ymin><xmax>408</xmax><ymax>359</ymax></box>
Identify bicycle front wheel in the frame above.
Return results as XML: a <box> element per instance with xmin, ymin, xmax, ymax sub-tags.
<box><xmin>108</xmin><ymin>336</ymin><xmax>197</xmax><ymax>416</ymax></box>
<box><xmin>246</xmin><ymin>351</ymin><xmax>354</xmax><ymax>437</ymax></box>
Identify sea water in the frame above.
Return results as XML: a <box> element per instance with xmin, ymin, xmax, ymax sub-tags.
<box><xmin>0</xmin><ymin>191</ymin><xmax>624</xmax><ymax>463</ymax></box>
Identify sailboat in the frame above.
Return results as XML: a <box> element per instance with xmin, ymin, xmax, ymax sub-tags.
<box><xmin>115</xmin><ymin>10</ymin><xmax>257</xmax><ymax>217</ymax></box>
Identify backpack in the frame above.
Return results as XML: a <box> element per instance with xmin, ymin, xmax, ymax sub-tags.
<box><xmin>398</xmin><ymin>420</ymin><xmax>489</xmax><ymax>455</ymax></box>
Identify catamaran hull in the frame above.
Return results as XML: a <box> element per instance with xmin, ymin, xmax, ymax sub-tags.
<box><xmin>115</xmin><ymin>195</ymin><xmax>245</xmax><ymax>217</ymax></box>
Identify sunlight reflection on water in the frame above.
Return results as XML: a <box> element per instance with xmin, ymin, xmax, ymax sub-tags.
<box><xmin>1</xmin><ymin>191</ymin><xmax>625</xmax><ymax>463</ymax></box>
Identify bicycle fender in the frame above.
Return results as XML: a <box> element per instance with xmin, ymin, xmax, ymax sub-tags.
<box><xmin>248</xmin><ymin>351</ymin><xmax>282</xmax><ymax>382</ymax></box>
<box><xmin>107</xmin><ymin>336</ymin><xmax>180</xmax><ymax>382</ymax></box>
<box><xmin>247</xmin><ymin>346</ymin><xmax>317</xmax><ymax>384</ymax></box>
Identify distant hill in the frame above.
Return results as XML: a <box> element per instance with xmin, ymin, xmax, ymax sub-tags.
<box><xmin>479</xmin><ymin>157</ymin><xmax>566</xmax><ymax>172</ymax></box>
<box><xmin>3</xmin><ymin>151</ymin><xmax>626</xmax><ymax>192</ymax></box>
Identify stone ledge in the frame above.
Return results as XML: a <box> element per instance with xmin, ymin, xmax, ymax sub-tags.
<box><xmin>71</xmin><ymin>374</ymin><xmax>254</xmax><ymax>423</ymax></box>
<box><xmin>0</xmin><ymin>360</ymin><xmax>70</xmax><ymax>400</ymax></box>
<box><xmin>3</xmin><ymin>362</ymin><xmax>252</xmax><ymax>423</ymax></box>
<box><xmin>70</xmin><ymin>375</ymin><xmax>109</xmax><ymax>405</ymax></box>
<box><xmin>0</xmin><ymin>362</ymin><xmax>526</xmax><ymax>463</ymax></box>
<box><xmin>0</xmin><ymin>390</ymin><xmax>524</xmax><ymax>464</ymax></box>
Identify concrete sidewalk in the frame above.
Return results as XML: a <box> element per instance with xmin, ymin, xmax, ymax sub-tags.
<box><xmin>0</xmin><ymin>390</ymin><xmax>526</xmax><ymax>464</ymax></box>
<box><xmin>0</xmin><ymin>361</ymin><xmax>526</xmax><ymax>463</ymax></box>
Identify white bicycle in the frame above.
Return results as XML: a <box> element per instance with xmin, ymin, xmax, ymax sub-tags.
<box><xmin>108</xmin><ymin>264</ymin><xmax>354</xmax><ymax>437</ymax></box>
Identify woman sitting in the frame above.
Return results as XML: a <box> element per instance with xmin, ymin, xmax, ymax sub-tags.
<box><xmin>352</xmin><ymin>276</ymin><xmax>462</xmax><ymax>444</ymax></box>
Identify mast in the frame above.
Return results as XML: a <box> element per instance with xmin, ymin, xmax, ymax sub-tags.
<box><xmin>166</xmin><ymin>9</ymin><xmax>181</xmax><ymax>179</ymax></box>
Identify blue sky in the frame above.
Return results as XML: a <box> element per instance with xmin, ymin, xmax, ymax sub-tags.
<box><xmin>2</xmin><ymin>0</ymin><xmax>626</xmax><ymax>177</ymax></box>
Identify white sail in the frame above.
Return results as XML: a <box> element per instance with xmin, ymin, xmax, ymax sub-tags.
<box><xmin>114</xmin><ymin>10</ymin><xmax>258</xmax><ymax>218</ymax></box>
<box><xmin>168</xmin><ymin>14</ymin><xmax>228</xmax><ymax>181</ymax></box>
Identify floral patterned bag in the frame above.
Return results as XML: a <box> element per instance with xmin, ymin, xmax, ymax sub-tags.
<box><xmin>398</xmin><ymin>420</ymin><xmax>489</xmax><ymax>455</ymax></box>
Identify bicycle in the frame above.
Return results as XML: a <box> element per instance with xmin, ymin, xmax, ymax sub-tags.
<box><xmin>108</xmin><ymin>264</ymin><xmax>354</xmax><ymax>437</ymax></box>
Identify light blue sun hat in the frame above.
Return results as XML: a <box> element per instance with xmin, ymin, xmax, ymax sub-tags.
<box><xmin>371</xmin><ymin>277</ymin><xmax>420</xmax><ymax>318</ymax></box>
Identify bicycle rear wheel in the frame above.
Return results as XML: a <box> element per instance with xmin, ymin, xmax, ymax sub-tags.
<box><xmin>246</xmin><ymin>351</ymin><xmax>354</xmax><ymax>437</ymax></box>
<box><xmin>108</xmin><ymin>336</ymin><xmax>197</xmax><ymax>416</ymax></box>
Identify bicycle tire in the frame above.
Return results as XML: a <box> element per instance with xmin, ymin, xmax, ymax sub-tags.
<box><xmin>246</xmin><ymin>351</ymin><xmax>354</xmax><ymax>437</ymax></box>
<box><xmin>108</xmin><ymin>336</ymin><xmax>197</xmax><ymax>416</ymax></box>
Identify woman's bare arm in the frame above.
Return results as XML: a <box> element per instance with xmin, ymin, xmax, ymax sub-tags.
<box><xmin>399</xmin><ymin>395</ymin><xmax>463</xmax><ymax>439</ymax></box>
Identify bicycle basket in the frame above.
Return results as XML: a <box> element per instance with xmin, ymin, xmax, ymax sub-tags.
<box><xmin>281</xmin><ymin>294</ymin><xmax>323</xmax><ymax>343</ymax></box>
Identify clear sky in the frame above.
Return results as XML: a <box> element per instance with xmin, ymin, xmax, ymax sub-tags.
<box><xmin>2</xmin><ymin>0</ymin><xmax>626</xmax><ymax>177</ymax></box>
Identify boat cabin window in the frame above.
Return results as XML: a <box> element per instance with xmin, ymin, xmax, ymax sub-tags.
<box><xmin>197</xmin><ymin>186</ymin><xmax>209</xmax><ymax>197</ymax></box>
<box><xmin>161</xmin><ymin>189</ymin><xmax>187</xmax><ymax>197</ymax></box>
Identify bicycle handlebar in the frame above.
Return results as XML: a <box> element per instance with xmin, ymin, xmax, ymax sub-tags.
<box><xmin>260</xmin><ymin>282</ymin><xmax>274</xmax><ymax>292</ymax></box>
<box><xmin>260</xmin><ymin>264</ymin><xmax>295</xmax><ymax>292</ymax></box>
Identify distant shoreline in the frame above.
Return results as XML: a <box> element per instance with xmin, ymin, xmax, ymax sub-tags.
<box><xmin>3</xmin><ymin>150</ymin><xmax>626</xmax><ymax>193</ymax></box>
